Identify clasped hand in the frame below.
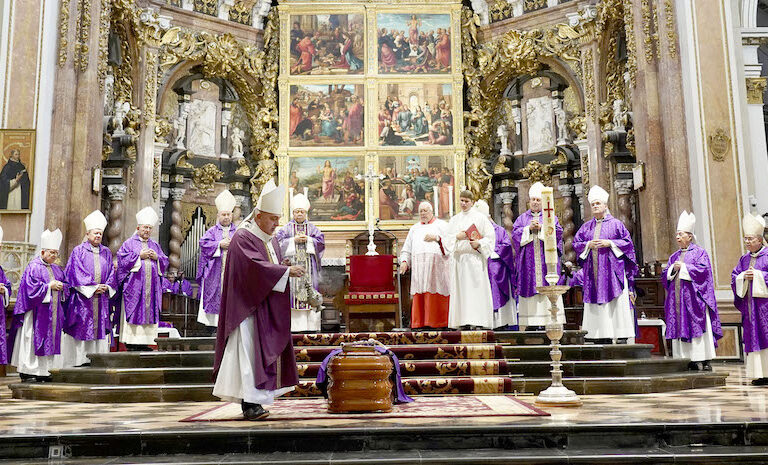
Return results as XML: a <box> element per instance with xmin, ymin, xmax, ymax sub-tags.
<box><xmin>530</xmin><ymin>220</ymin><xmax>541</xmax><ymax>232</ymax></box>
<box><xmin>94</xmin><ymin>284</ymin><xmax>109</xmax><ymax>295</ymax></box>
<box><xmin>140</xmin><ymin>249</ymin><xmax>157</xmax><ymax>260</ymax></box>
<box><xmin>294</xmin><ymin>234</ymin><xmax>308</xmax><ymax>244</ymax></box>
<box><xmin>50</xmin><ymin>280</ymin><xmax>64</xmax><ymax>291</ymax></box>
<box><xmin>746</xmin><ymin>268</ymin><xmax>755</xmax><ymax>280</ymax></box>
<box><xmin>289</xmin><ymin>265</ymin><xmax>306</xmax><ymax>277</ymax></box>
<box><xmin>588</xmin><ymin>240</ymin><xmax>611</xmax><ymax>250</ymax></box>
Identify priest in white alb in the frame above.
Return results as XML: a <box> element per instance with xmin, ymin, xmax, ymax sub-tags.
<box><xmin>196</xmin><ymin>190</ymin><xmax>237</xmax><ymax>330</ymax></box>
<box><xmin>399</xmin><ymin>201</ymin><xmax>451</xmax><ymax>329</ymax></box>
<box><xmin>573</xmin><ymin>186</ymin><xmax>638</xmax><ymax>344</ymax></box>
<box><xmin>444</xmin><ymin>190</ymin><xmax>496</xmax><ymax>329</ymax></box>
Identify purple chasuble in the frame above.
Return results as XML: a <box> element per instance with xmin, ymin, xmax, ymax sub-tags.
<box><xmin>316</xmin><ymin>345</ymin><xmax>414</xmax><ymax>404</ymax></box>
<box><xmin>662</xmin><ymin>244</ymin><xmax>722</xmax><ymax>344</ymax></box>
<box><xmin>196</xmin><ymin>223</ymin><xmax>236</xmax><ymax>315</ymax></box>
<box><xmin>488</xmin><ymin>222</ymin><xmax>516</xmax><ymax>309</ymax></box>
<box><xmin>0</xmin><ymin>267</ymin><xmax>12</xmax><ymax>364</ymax></box>
<box><xmin>732</xmin><ymin>247</ymin><xmax>768</xmax><ymax>353</ymax></box>
<box><xmin>275</xmin><ymin>220</ymin><xmax>326</xmax><ymax>290</ymax></box>
<box><xmin>64</xmin><ymin>241</ymin><xmax>116</xmax><ymax>341</ymax></box>
<box><xmin>573</xmin><ymin>214</ymin><xmax>638</xmax><ymax>304</ymax></box>
<box><xmin>172</xmin><ymin>279</ymin><xmax>192</xmax><ymax>297</ymax></box>
<box><xmin>213</xmin><ymin>227</ymin><xmax>299</xmax><ymax>392</ymax></box>
<box><xmin>14</xmin><ymin>257</ymin><xmax>69</xmax><ymax>356</ymax></box>
<box><xmin>512</xmin><ymin>210</ymin><xmax>564</xmax><ymax>298</ymax></box>
<box><xmin>116</xmin><ymin>234</ymin><xmax>168</xmax><ymax>325</ymax></box>
<box><xmin>162</xmin><ymin>277</ymin><xmax>172</xmax><ymax>293</ymax></box>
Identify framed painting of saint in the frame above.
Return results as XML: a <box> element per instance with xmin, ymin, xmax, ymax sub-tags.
<box><xmin>377</xmin><ymin>83</ymin><xmax>453</xmax><ymax>147</ymax></box>
<box><xmin>287</xmin><ymin>156</ymin><xmax>366</xmax><ymax>223</ymax></box>
<box><xmin>378</xmin><ymin>154</ymin><xmax>455</xmax><ymax>222</ymax></box>
<box><xmin>289</xmin><ymin>14</ymin><xmax>365</xmax><ymax>75</ymax></box>
<box><xmin>289</xmin><ymin>84</ymin><xmax>365</xmax><ymax>147</ymax></box>
<box><xmin>376</xmin><ymin>13</ymin><xmax>452</xmax><ymax>74</ymax></box>
<box><xmin>0</xmin><ymin>129</ymin><xmax>35</xmax><ymax>212</ymax></box>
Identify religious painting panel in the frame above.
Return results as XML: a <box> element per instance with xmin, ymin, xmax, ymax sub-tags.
<box><xmin>289</xmin><ymin>84</ymin><xmax>365</xmax><ymax>148</ymax></box>
<box><xmin>289</xmin><ymin>14</ymin><xmax>365</xmax><ymax>75</ymax></box>
<box><xmin>376</xmin><ymin>13</ymin><xmax>452</xmax><ymax>74</ymax></box>
<box><xmin>0</xmin><ymin>129</ymin><xmax>35</xmax><ymax>212</ymax></box>
<box><xmin>378</xmin><ymin>154</ymin><xmax>455</xmax><ymax>222</ymax></box>
<box><xmin>377</xmin><ymin>83</ymin><xmax>453</xmax><ymax>147</ymax></box>
<box><xmin>288</xmin><ymin>155</ymin><xmax>366</xmax><ymax>223</ymax></box>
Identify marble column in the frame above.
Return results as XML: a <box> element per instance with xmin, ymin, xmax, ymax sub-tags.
<box><xmin>557</xmin><ymin>184</ymin><xmax>576</xmax><ymax>264</ymax></box>
<box><xmin>614</xmin><ymin>179</ymin><xmax>635</xmax><ymax>238</ymax></box>
<box><xmin>168</xmin><ymin>187</ymin><xmax>185</xmax><ymax>277</ymax></box>
<box><xmin>106</xmin><ymin>184</ymin><xmax>128</xmax><ymax>254</ymax></box>
<box><xmin>234</xmin><ymin>195</ymin><xmax>249</xmax><ymax>224</ymax></box>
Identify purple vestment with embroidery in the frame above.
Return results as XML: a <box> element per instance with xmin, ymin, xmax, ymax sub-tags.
<box><xmin>0</xmin><ymin>267</ymin><xmax>12</xmax><ymax>364</ymax></box>
<box><xmin>662</xmin><ymin>244</ymin><xmax>722</xmax><ymax>344</ymax></box>
<box><xmin>197</xmin><ymin>223</ymin><xmax>236</xmax><ymax>315</ymax></box>
<box><xmin>14</xmin><ymin>257</ymin><xmax>69</xmax><ymax>356</ymax></box>
<box><xmin>275</xmin><ymin>220</ymin><xmax>325</xmax><ymax>290</ymax></box>
<box><xmin>488</xmin><ymin>222</ymin><xmax>516</xmax><ymax>310</ymax></box>
<box><xmin>732</xmin><ymin>247</ymin><xmax>768</xmax><ymax>353</ymax></box>
<box><xmin>64</xmin><ymin>242</ymin><xmax>116</xmax><ymax>341</ymax></box>
<box><xmin>116</xmin><ymin>234</ymin><xmax>168</xmax><ymax>325</ymax></box>
<box><xmin>511</xmin><ymin>210</ymin><xmax>564</xmax><ymax>298</ymax></box>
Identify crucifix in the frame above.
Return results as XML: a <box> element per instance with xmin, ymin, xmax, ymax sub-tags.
<box><xmin>356</xmin><ymin>163</ymin><xmax>385</xmax><ymax>256</ymax></box>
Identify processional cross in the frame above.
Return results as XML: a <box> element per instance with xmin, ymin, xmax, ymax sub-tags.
<box><xmin>356</xmin><ymin>163</ymin><xmax>385</xmax><ymax>256</ymax></box>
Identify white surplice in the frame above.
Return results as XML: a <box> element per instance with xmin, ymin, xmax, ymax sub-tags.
<box><xmin>444</xmin><ymin>209</ymin><xmax>496</xmax><ymax>329</ymax></box>
<box><xmin>399</xmin><ymin>218</ymin><xmax>451</xmax><ymax>296</ymax></box>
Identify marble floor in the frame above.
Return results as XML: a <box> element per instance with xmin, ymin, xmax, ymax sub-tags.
<box><xmin>0</xmin><ymin>363</ymin><xmax>765</xmax><ymax>435</ymax></box>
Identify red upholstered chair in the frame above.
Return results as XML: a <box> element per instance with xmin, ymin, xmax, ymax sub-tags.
<box><xmin>343</xmin><ymin>254</ymin><xmax>400</xmax><ymax>332</ymax></box>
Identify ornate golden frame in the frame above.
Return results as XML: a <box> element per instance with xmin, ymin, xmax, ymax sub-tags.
<box><xmin>0</xmin><ymin>129</ymin><xmax>36</xmax><ymax>214</ymax></box>
<box><xmin>277</xmin><ymin>0</ymin><xmax>464</xmax><ymax>232</ymax></box>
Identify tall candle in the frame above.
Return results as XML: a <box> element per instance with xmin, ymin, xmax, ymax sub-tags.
<box><xmin>540</xmin><ymin>187</ymin><xmax>559</xmax><ymax>272</ymax></box>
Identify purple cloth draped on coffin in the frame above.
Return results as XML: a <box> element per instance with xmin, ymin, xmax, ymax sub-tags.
<box><xmin>116</xmin><ymin>234</ymin><xmax>168</xmax><ymax>325</ymax></box>
<box><xmin>573</xmin><ymin>214</ymin><xmax>638</xmax><ymax>304</ymax></box>
<box><xmin>511</xmin><ymin>210</ymin><xmax>564</xmax><ymax>298</ymax></box>
<box><xmin>196</xmin><ymin>223</ymin><xmax>236</xmax><ymax>315</ymax></box>
<box><xmin>732</xmin><ymin>247</ymin><xmax>768</xmax><ymax>353</ymax></box>
<box><xmin>0</xmin><ymin>267</ymin><xmax>12</xmax><ymax>364</ymax></box>
<box><xmin>488</xmin><ymin>222</ymin><xmax>516</xmax><ymax>310</ymax></box>
<box><xmin>275</xmin><ymin>220</ymin><xmax>326</xmax><ymax>290</ymax></box>
<box><xmin>13</xmin><ymin>257</ymin><xmax>69</xmax><ymax>356</ymax></box>
<box><xmin>315</xmin><ymin>345</ymin><xmax>414</xmax><ymax>404</ymax></box>
<box><xmin>662</xmin><ymin>244</ymin><xmax>722</xmax><ymax>344</ymax></box>
<box><xmin>64</xmin><ymin>242</ymin><xmax>116</xmax><ymax>341</ymax></box>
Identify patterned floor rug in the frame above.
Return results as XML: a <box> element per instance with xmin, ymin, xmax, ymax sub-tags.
<box><xmin>180</xmin><ymin>395</ymin><xmax>549</xmax><ymax>422</ymax></box>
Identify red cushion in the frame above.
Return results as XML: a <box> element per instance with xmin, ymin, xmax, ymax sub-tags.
<box><xmin>344</xmin><ymin>291</ymin><xmax>400</xmax><ymax>305</ymax></box>
<box><xmin>348</xmin><ymin>254</ymin><xmax>395</xmax><ymax>292</ymax></box>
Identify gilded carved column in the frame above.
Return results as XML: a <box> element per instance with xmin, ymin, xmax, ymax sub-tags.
<box><xmin>557</xmin><ymin>184</ymin><xmax>576</xmax><ymax>264</ymax></box>
<box><xmin>614</xmin><ymin>179</ymin><xmax>634</xmax><ymax>238</ymax></box>
<box><xmin>106</xmin><ymin>184</ymin><xmax>128</xmax><ymax>254</ymax></box>
<box><xmin>168</xmin><ymin>187</ymin><xmax>185</xmax><ymax>277</ymax></box>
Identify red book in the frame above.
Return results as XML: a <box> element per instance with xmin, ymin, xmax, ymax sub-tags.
<box><xmin>465</xmin><ymin>224</ymin><xmax>482</xmax><ymax>241</ymax></box>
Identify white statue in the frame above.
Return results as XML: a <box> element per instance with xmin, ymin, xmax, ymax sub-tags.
<box><xmin>254</xmin><ymin>0</ymin><xmax>271</xmax><ymax>29</ymax></box>
<box><xmin>553</xmin><ymin>100</ymin><xmax>569</xmax><ymax>145</ymax></box>
<box><xmin>526</xmin><ymin>96</ymin><xmax>555</xmax><ymax>153</ymax></box>
<box><xmin>113</xmin><ymin>101</ymin><xmax>130</xmax><ymax>135</ymax></box>
<box><xmin>612</xmin><ymin>99</ymin><xmax>628</xmax><ymax>132</ymax></box>
<box><xmin>186</xmin><ymin>99</ymin><xmax>217</xmax><ymax>157</ymax></box>
<box><xmin>511</xmin><ymin>0</ymin><xmax>524</xmax><ymax>17</ymax></box>
<box><xmin>497</xmin><ymin>124</ymin><xmax>510</xmax><ymax>154</ymax></box>
<box><xmin>172</xmin><ymin>111</ymin><xmax>187</xmax><ymax>149</ymax></box>
<box><xmin>230</xmin><ymin>127</ymin><xmax>244</xmax><ymax>159</ymax></box>
<box><xmin>470</xmin><ymin>0</ymin><xmax>489</xmax><ymax>26</ymax></box>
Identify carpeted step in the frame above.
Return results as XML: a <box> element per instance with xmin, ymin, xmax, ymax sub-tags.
<box><xmin>51</xmin><ymin>359</ymin><xmax>513</xmax><ymax>385</ymax></box>
<box><xmin>503</xmin><ymin>343</ymin><xmax>654</xmax><ymax>361</ymax></box>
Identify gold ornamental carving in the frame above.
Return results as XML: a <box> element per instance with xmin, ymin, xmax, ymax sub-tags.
<box><xmin>229</xmin><ymin>2</ymin><xmax>252</xmax><ymax>25</ymax></box>
<box><xmin>519</xmin><ymin>160</ymin><xmax>552</xmax><ymax>184</ymax></box>
<box><xmin>708</xmin><ymin>128</ymin><xmax>731</xmax><ymax>162</ymax></box>
<box><xmin>664</xmin><ymin>0</ymin><xmax>677</xmax><ymax>58</ymax></box>
<box><xmin>181</xmin><ymin>202</ymin><xmax>218</xmax><ymax>238</ymax></box>
<box><xmin>235</xmin><ymin>158</ymin><xmax>251</xmax><ymax>177</ymax></box>
<box><xmin>466</xmin><ymin>156</ymin><xmax>492</xmax><ymax>203</ymax></box>
<box><xmin>58</xmin><ymin>0</ymin><xmax>71</xmax><ymax>67</ymax></box>
<box><xmin>152</xmin><ymin>156</ymin><xmax>161</xmax><ymax>201</ymax></box>
<box><xmin>192</xmin><ymin>163</ymin><xmax>224</xmax><ymax>196</ymax></box>
<box><xmin>143</xmin><ymin>49</ymin><xmax>159</xmax><ymax>125</ymax></box>
<box><xmin>746</xmin><ymin>77</ymin><xmax>768</xmax><ymax>105</ymax></box>
<box><xmin>154</xmin><ymin>116</ymin><xmax>172</xmax><ymax>143</ymax></box>
<box><xmin>176</xmin><ymin>152</ymin><xmax>194</xmax><ymax>168</ymax></box>
<box><xmin>75</xmin><ymin>0</ymin><xmax>91</xmax><ymax>72</ymax></box>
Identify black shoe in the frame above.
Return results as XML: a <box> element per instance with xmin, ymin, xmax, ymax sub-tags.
<box><xmin>616</xmin><ymin>338</ymin><xmax>628</xmax><ymax>345</ymax></box>
<box><xmin>702</xmin><ymin>361</ymin><xmax>713</xmax><ymax>372</ymax></box>
<box><xmin>35</xmin><ymin>375</ymin><xmax>53</xmax><ymax>383</ymax></box>
<box><xmin>688</xmin><ymin>361</ymin><xmax>701</xmax><ymax>371</ymax></box>
<box><xmin>751</xmin><ymin>378</ymin><xmax>768</xmax><ymax>386</ymax></box>
<box><xmin>19</xmin><ymin>373</ymin><xmax>37</xmax><ymax>383</ymax></box>
<box><xmin>241</xmin><ymin>401</ymin><xmax>269</xmax><ymax>420</ymax></box>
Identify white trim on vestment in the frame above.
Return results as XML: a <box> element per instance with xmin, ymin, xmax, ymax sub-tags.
<box><xmin>518</xmin><ymin>294</ymin><xmax>565</xmax><ymax>326</ymax></box>
<box><xmin>581</xmin><ymin>276</ymin><xmax>634</xmax><ymax>340</ymax></box>
<box><xmin>10</xmin><ymin>311</ymin><xmax>63</xmax><ymax>376</ymax></box>
<box><xmin>671</xmin><ymin>311</ymin><xmax>716</xmax><ymax>362</ymax></box>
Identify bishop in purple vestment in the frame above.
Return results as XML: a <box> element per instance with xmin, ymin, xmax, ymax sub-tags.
<box><xmin>512</xmin><ymin>182</ymin><xmax>565</xmax><ymax>329</ymax></box>
<box><xmin>197</xmin><ymin>190</ymin><xmax>237</xmax><ymax>328</ymax></box>
<box><xmin>663</xmin><ymin>211</ymin><xmax>721</xmax><ymax>371</ymax></box>
<box><xmin>116</xmin><ymin>207</ymin><xmax>168</xmax><ymax>350</ymax></box>
<box><xmin>275</xmin><ymin>193</ymin><xmax>325</xmax><ymax>332</ymax></box>
<box><xmin>11</xmin><ymin>229</ymin><xmax>68</xmax><ymax>381</ymax></box>
<box><xmin>61</xmin><ymin>210</ymin><xmax>116</xmax><ymax>367</ymax></box>
<box><xmin>213</xmin><ymin>179</ymin><xmax>306</xmax><ymax>420</ymax></box>
<box><xmin>475</xmin><ymin>200</ymin><xmax>517</xmax><ymax>329</ymax></box>
<box><xmin>733</xmin><ymin>213</ymin><xmax>768</xmax><ymax>384</ymax></box>
<box><xmin>573</xmin><ymin>186</ymin><xmax>638</xmax><ymax>343</ymax></box>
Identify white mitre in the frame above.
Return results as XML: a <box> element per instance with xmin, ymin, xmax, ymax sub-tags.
<box><xmin>256</xmin><ymin>179</ymin><xmax>285</xmax><ymax>215</ymax></box>
<box><xmin>587</xmin><ymin>185</ymin><xmax>610</xmax><ymax>204</ymax></box>
<box><xmin>41</xmin><ymin>228</ymin><xmax>63</xmax><ymax>251</ymax></box>
<box><xmin>676</xmin><ymin>210</ymin><xmax>695</xmax><ymax>234</ymax></box>
<box><xmin>291</xmin><ymin>193</ymin><xmax>310</xmax><ymax>212</ymax></box>
<box><xmin>474</xmin><ymin>199</ymin><xmax>491</xmax><ymax>218</ymax></box>
<box><xmin>136</xmin><ymin>207</ymin><xmax>159</xmax><ymax>227</ymax></box>
<box><xmin>215</xmin><ymin>190</ymin><xmax>237</xmax><ymax>213</ymax></box>
<box><xmin>529</xmin><ymin>182</ymin><xmax>545</xmax><ymax>199</ymax></box>
<box><xmin>83</xmin><ymin>210</ymin><xmax>108</xmax><ymax>232</ymax></box>
<box><xmin>743</xmin><ymin>213</ymin><xmax>766</xmax><ymax>238</ymax></box>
